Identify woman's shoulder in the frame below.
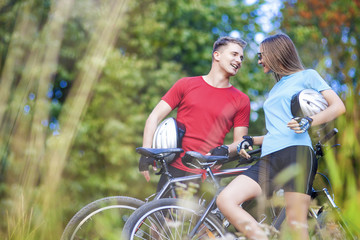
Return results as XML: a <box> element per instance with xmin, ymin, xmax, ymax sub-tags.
<box><xmin>302</xmin><ymin>69</ymin><xmax>320</xmax><ymax>77</ymax></box>
<box><xmin>301</xmin><ymin>69</ymin><xmax>330</xmax><ymax>89</ymax></box>
<box><xmin>295</xmin><ymin>69</ymin><xmax>324</xmax><ymax>83</ymax></box>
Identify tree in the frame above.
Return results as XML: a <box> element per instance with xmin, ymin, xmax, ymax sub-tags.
<box><xmin>0</xmin><ymin>0</ymin><xmax>130</xmax><ymax>238</ymax></box>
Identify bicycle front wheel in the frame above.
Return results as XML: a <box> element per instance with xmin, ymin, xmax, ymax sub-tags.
<box><xmin>123</xmin><ymin>198</ymin><xmax>226</xmax><ymax>240</ymax></box>
<box><xmin>61</xmin><ymin>196</ymin><xmax>144</xmax><ymax>240</ymax></box>
<box><xmin>314</xmin><ymin>209</ymin><xmax>356</xmax><ymax>240</ymax></box>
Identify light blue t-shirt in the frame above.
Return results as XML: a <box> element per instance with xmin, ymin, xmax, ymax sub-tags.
<box><xmin>261</xmin><ymin>69</ymin><xmax>331</xmax><ymax>157</ymax></box>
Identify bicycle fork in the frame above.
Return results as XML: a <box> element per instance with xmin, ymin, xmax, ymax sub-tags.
<box><xmin>321</xmin><ymin>188</ymin><xmax>356</xmax><ymax>239</ymax></box>
<box><xmin>310</xmin><ymin>187</ymin><xmax>356</xmax><ymax>239</ymax></box>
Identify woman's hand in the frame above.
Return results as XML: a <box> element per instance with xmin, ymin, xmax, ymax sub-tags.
<box><xmin>237</xmin><ymin>136</ymin><xmax>254</xmax><ymax>159</ymax></box>
<box><xmin>287</xmin><ymin>117</ymin><xmax>313</xmax><ymax>133</ymax></box>
<box><xmin>239</xmin><ymin>148</ymin><xmax>252</xmax><ymax>159</ymax></box>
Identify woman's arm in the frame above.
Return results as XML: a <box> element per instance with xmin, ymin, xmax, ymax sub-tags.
<box><xmin>252</xmin><ymin>135</ymin><xmax>264</xmax><ymax>146</ymax></box>
<box><xmin>237</xmin><ymin>135</ymin><xmax>264</xmax><ymax>159</ymax></box>
<box><xmin>310</xmin><ymin>89</ymin><xmax>346</xmax><ymax>126</ymax></box>
<box><xmin>287</xmin><ymin>89</ymin><xmax>346</xmax><ymax>133</ymax></box>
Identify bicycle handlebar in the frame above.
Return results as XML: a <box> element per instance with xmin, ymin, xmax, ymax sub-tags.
<box><xmin>245</xmin><ymin>148</ymin><xmax>261</xmax><ymax>155</ymax></box>
<box><xmin>314</xmin><ymin>128</ymin><xmax>339</xmax><ymax>157</ymax></box>
<box><xmin>227</xmin><ymin>147</ymin><xmax>261</xmax><ymax>165</ymax></box>
<box><xmin>319</xmin><ymin>128</ymin><xmax>338</xmax><ymax>144</ymax></box>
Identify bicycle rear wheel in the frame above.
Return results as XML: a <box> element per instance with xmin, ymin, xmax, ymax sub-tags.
<box><xmin>123</xmin><ymin>198</ymin><xmax>226</xmax><ymax>240</ymax></box>
<box><xmin>61</xmin><ymin>196</ymin><xmax>144</xmax><ymax>240</ymax></box>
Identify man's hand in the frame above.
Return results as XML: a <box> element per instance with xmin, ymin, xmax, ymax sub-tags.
<box><xmin>139</xmin><ymin>156</ymin><xmax>157</xmax><ymax>182</ymax></box>
<box><xmin>208</xmin><ymin>145</ymin><xmax>228</xmax><ymax>170</ymax></box>
<box><xmin>209</xmin><ymin>145</ymin><xmax>229</xmax><ymax>156</ymax></box>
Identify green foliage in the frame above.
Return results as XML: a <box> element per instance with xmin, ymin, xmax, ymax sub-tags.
<box><xmin>119</xmin><ymin>0</ymin><xmax>263</xmax><ymax>75</ymax></box>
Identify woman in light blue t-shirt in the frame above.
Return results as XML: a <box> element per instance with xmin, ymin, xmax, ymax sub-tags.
<box><xmin>217</xmin><ymin>33</ymin><xmax>346</xmax><ymax>240</ymax></box>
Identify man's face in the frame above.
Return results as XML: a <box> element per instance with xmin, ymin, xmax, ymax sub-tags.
<box><xmin>214</xmin><ymin>43</ymin><xmax>244</xmax><ymax>76</ymax></box>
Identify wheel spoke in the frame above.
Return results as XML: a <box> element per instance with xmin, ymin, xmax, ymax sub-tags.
<box><xmin>61</xmin><ymin>196</ymin><xmax>144</xmax><ymax>240</ymax></box>
<box><xmin>125</xmin><ymin>198</ymin><xmax>225</xmax><ymax>240</ymax></box>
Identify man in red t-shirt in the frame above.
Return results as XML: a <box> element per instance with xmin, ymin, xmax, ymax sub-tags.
<box><xmin>139</xmin><ymin>36</ymin><xmax>251</xmax><ymax>191</ymax></box>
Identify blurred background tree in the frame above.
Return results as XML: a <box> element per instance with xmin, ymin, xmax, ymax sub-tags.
<box><xmin>0</xmin><ymin>0</ymin><xmax>359</xmax><ymax>239</ymax></box>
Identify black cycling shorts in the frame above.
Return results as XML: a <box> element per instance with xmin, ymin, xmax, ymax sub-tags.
<box><xmin>242</xmin><ymin>145</ymin><xmax>317</xmax><ymax>196</ymax></box>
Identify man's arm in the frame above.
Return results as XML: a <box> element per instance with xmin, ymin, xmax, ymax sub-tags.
<box><xmin>142</xmin><ymin>100</ymin><xmax>173</xmax><ymax>147</ymax></box>
<box><xmin>226</xmin><ymin>126</ymin><xmax>249</xmax><ymax>157</ymax></box>
<box><xmin>141</xmin><ymin>100</ymin><xmax>172</xmax><ymax>181</ymax></box>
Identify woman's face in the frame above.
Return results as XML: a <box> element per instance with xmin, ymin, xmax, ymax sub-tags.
<box><xmin>258</xmin><ymin>47</ymin><xmax>271</xmax><ymax>74</ymax></box>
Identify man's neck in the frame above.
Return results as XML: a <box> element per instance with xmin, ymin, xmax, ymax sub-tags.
<box><xmin>203</xmin><ymin>71</ymin><xmax>232</xmax><ymax>88</ymax></box>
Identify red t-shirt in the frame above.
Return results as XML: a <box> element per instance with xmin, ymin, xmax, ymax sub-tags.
<box><xmin>162</xmin><ymin>76</ymin><xmax>250</xmax><ymax>173</ymax></box>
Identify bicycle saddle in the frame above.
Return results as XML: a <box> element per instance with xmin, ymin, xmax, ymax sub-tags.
<box><xmin>136</xmin><ymin>147</ymin><xmax>183</xmax><ymax>160</ymax></box>
<box><xmin>182</xmin><ymin>151</ymin><xmax>228</xmax><ymax>169</ymax></box>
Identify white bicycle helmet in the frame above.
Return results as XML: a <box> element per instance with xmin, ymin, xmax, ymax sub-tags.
<box><xmin>152</xmin><ymin>117</ymin><xmax>185</xmax><ymax>149</ymax></box>
<box><xmin>291</xmin><ymin>89</ymin><xmax>328</xmax><ymax>117</ymax></box>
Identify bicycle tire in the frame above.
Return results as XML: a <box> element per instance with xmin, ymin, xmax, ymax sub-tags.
<box><xmin>122</xmin><ymin>198</ymin><xmax>226</xmax><ymax>240</ymax></box>
<box><xmin>61</xmin><ymin>196</ymin><xmax>144</xmax><ymax>240</ymax></box>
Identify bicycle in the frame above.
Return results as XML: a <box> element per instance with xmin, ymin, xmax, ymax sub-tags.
<box><xmin>122</xmin><ymin>128</ymin><xmax>357</xmax><ymax>240</ymax></box>
<box><xmin>61</xmin><ymin>146</ymin><xmax>257</xmax><ymax>240</ymax></box>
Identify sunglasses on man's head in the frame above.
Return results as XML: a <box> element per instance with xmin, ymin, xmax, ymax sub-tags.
<box><xmin>257</xmin><ymin>52</ymin><xmax>262</xmax><ymax>61</ymax></box>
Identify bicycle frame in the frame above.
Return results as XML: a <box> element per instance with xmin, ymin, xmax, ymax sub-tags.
<box><xmin>134</xmin><ymin>148</ymin><xmax>257</xmax><ymax>238</ymax></box>
<box><xmin>152</xmin><ymin>161</ymin><xmax>250</xmax><ymax>201</ymax></box>
<box><xmin>135</xmin><ymin>146</ymin><xmax>258</xmax><ymax>203</ymax></box>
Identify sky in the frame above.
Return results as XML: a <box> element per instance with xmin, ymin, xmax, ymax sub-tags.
<box><xmin>253</xmin><ymin>0</ymin><xmax>282</xmax><ymax>43</ymax></box>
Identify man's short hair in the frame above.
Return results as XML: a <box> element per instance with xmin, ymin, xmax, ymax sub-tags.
<box><xmin>213</xmin><ymin>36</ymin><xmax>247</xmax><ymax>53</ymax></box>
